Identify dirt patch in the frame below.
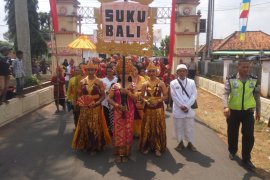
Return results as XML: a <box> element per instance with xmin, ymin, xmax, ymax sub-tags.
<box><xmin>196</xmin><ymin>88</ymin><xmax>270</xmax><ymax>179</ymax></box>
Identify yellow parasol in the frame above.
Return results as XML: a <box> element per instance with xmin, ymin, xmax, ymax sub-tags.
<box><xmin>68</xmin><ymin>35</ymin><xmax>96</xmax><ymax>58</ymax></box>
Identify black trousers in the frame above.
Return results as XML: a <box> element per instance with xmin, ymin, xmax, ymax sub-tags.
<box><xmin>227</xmin><ymin>109</ymin><xmax>255</xmax><ymax>161</ymax></box>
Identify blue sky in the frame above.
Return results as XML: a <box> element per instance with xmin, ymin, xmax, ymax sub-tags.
<box><xmin>0</xmin><ymin>0</ymin><xmax>270</xmax><ymax>45</ymax></box>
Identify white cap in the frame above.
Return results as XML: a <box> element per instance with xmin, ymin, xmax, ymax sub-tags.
<box><xmin>176</xmin><ymin>64</ymin><xmax>187</xmax><ymax>71</ymax></box>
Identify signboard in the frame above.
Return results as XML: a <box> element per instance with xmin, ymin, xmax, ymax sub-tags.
<box><xmin>102</xmin><ymin>2</ymin><xmax>149</xmax><ymax>42</ymax></box>
<box><xmin>177</xmin><ymin>48</ymin><xmax>195</xmax><ymax>56</ymax></box>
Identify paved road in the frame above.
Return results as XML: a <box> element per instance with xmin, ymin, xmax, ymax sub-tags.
<box><xmin>0</xmin><ymin>103</ymin><xmax>263</xmax><ymax>180</ymax></box>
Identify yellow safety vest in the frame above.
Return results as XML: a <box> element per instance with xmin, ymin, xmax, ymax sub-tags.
<box><xmin>228</xmin><ymin>77</ymin><xmax>257</xmax><ymax>110</ymax></box>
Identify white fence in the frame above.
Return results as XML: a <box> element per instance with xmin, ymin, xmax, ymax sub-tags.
<box><xmin>0</xmin><ymin>86</ymin><xmax>54</xmax><ymax>127</ymax></box>
<box><xmin>196</xmin><ymin>76</ymin><xmax>270</xmax><ymax>123</ymax></box>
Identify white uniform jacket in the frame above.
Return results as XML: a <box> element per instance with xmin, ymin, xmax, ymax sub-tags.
<box><xmin>170</xmin><ymin>78</ymin><xmax>197</xmax><ymax>118</ymax></box>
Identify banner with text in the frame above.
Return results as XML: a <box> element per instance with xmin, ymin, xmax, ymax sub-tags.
<box><xmin>102</xmin><ymin>2</ymin><xmax>149</xmax><ymax>42</ymax></box>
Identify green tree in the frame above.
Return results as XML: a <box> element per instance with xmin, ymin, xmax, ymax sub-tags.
<box><xmin>4</xmin><ymin>0</ymin><xmax>48</xmax><ymax>58</ymax></box>
<box><xmin>38</xmin><ymin>12</ymin><xmax>51</xmax><ymax>41</ymax></box>
<box><xmin>160</xmin><ymin>35</ymin><xmax>170</xmax><ymax>57</ymax></box>
<box><xmin>153</xmin><ymin>44</ymin><xmax>163</xmax><ymax>57</ymax></box>
<box><xmin>0</xmin><ymin>40</ymin><xmax>13</xmax><ymax>49</ymax></box>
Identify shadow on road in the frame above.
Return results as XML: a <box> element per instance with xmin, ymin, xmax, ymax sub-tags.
<box><xmin>76</xmin><ymin>148</ymin><xmax>114</xmax><ymax>176</ymax></box>
<box><xmin>177</xmin><ymin>148</ymin><xmax>215</xmax><ymax>168</ymax></box>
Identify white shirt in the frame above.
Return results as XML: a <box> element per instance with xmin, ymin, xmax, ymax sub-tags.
<box><xmin>65</xmin><ymin>65</ymin><xmax>74</xmax><ymax>81</ymax></box>
<box><xmin>101</xmin><ymin>76</ymin><xmax>118</xmax><ymax>107</ymax></box>
<box><xmin>170</xmin><ymin>77</ymin><xmax>197</xmax><ymax>118</ymax></box>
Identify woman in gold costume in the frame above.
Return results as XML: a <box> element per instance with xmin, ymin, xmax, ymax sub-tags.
<box><xmin>107</xmin><ymin>58</ymin><xmax>137</xmax><ymax>163</ymax></box>
<box><xmin>132</xmin><ymin>66</ymin><xmax>146</xmax><ymax>138</ymax></box>
<box><xmin>72</xmin><ymin>61</ymin><xmax>111</xmax><ymax>155</ymax></box>
<box><xmin>139</xmin><ymin>62</ymin><xmax>168</xmax><ymax>157</ymax></box>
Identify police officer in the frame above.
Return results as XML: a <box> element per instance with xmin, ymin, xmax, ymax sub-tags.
<box><xmin>223</xmin><ymin>59</ymin><xmax>260</xmax><ymax>170</ymax></box>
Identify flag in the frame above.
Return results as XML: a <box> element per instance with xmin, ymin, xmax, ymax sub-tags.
<box><xmin>239</xmin><ymin>0</ymin><xmax>251</xmax><ymax>41</ymax></box>
<box><xmin>240</xmin><ymin>33</ymin><xmax>246</xmax><ymax>41</ymax></box>
<box><xmin>49</xmin><ymin>0</ymin><xmax>58</xmax><ymax>32</ymax></box>
<box><xmin>240</xmin><ymin>10</ymin><xmax>249</xmax><ymax>18</ymax></box>
<box><xmin>241</xmin><ymin>3</ymin><xmax>250</xmax><ymax>11</ymax></box>
<box><xmin>241</xmin><ymin>26</ymin><xmax>247</xmax><ymax>33</ymax></box>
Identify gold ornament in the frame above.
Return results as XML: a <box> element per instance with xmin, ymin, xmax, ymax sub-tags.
<box><xmin>94</xmin><ymin>2</ymin><xmax>155</xmax><ymax>56</ymax></box>
<box><xmin>146</xmin><ymin>61</ymin><xmax>158</xmax><ymax>71</ymax></box>
<box><xmin>114</xmin><ymin>58</ymin><xmax>134</xmax><ymax>75</ymax></box>
<box><xmin>97</xmin><ymin>0</ymin><xmax>153</xmax><ymax>5</ymax></box>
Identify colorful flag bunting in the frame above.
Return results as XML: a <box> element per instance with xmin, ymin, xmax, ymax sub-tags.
<box><xmin>241</xmin><ymin>26</ymin><xmax>247</xmax><ymax>33</ymax></box>
<box><xmin>241</xmin><ymin>3</ymin><xmax>250</xmax><ymax>11</ymax></box>
<box><xmin>240</xmin><ymin>10</ymin><xmax>249</xmax><ymax>18</ymax></box>
<box><xmin>239</xmin><ymin>0</ymin><xmax>251</xmax><ymax>41</ymax></box>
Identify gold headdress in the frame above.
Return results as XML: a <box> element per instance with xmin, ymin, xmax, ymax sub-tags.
<box><xmin>146</xmin><ymin>61</ymin><xmax>158</xmax><ymax>71</ymax></box>
<box><xmin>114</xmin><ymin>58</ymin><xmax>134</xmax><ymax>75</ymax></box>
<box><xmin>81</xmin><ymin>60</ymin><xmax>97</xmax><ymax>75</ymax></box>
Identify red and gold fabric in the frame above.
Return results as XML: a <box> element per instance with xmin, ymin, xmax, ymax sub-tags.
<box><xmin>72</xmin><ymin>76</ymin><xmax>111</xmax><ymax>151</ymax></box>
<box><xmin>110</xmin><ymin>83</ymin><xmax>135</xmax><ymax>156</ymax></box>
<box><xmin>139</xmin><ymin>79</ymin><xmax>167</xmax><ymax>152</ymax></box>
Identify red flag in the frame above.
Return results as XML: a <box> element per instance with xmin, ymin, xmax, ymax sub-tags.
<box><xmin>168</xmin><ymin>0</ymin><xmax>176</xmax><ymax>66</ymax></box>
<box><xmin>49</xmin><ymin>0</ymin><xmax>58</xmax><ymax>32</ymax></box>
<box><xmin>240</xmin><ymin>10</ymin><xmax>249</xmax><ymax>18</ymax></box>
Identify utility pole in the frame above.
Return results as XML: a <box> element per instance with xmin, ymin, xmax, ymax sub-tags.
<box><xmin>205</xmin><ymin>0</ymin><xmax>214</xmax><ymax>60</ymax></box>
<box><xmin>14</xmin><ymin>0</ymin><xmax>32</xmax><ymax>76</ymax></box>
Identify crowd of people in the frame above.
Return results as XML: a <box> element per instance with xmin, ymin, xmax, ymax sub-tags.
<box><xmin>1</xmin><ymin>45</ymin><xmax>260</xmax><ymax>170</ymax></box>
<box><xmin>51</xmin><ymin>54</ymin><xmax>198</xmax><ymax>163</ymax></box>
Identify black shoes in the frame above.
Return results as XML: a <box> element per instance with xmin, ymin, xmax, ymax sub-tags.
<box><xmin>186</xmin><ymin>142</ymin><xmax>197</xmax><ymax>152</ymax></box>
<box><xmin>229</xmin><ymin>153</ymin><xmax>235</xmax><ymax>160</ymax></box>
<box><xmin>242</xmin><ymin>160</ymin><xmax>256</xmax><ymax>170</ymax></box>
<box><xmin>175</xmin><ymin>141</ymin><xmax>185</xmax><ymax>151</ymax></box>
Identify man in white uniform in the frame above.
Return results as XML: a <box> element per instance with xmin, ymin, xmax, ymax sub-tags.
<box><xmin>170</xmin><ymin>64</ymin><xmax>197</xmax><ymax>151</ymax></box>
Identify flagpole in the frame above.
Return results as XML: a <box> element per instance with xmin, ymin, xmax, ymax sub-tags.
<box><xmin>54</xmin><ymin>33</ymin><xmax>60</xmax><ymax>113</ymax></box>
<box><xmin>50</xmin><ymin>0</ymin><xmax>60</xmax><ymax>112</ymax></box>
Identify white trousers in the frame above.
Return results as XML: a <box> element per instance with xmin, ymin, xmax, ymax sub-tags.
<box><xmin>173</xmin><ymin>117</ymin><xmax>195</xmax><ymax>143</ymax></box>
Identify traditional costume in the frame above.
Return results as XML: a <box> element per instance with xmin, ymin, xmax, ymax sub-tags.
<box><xmin>133</xmin><ymin>69</ymin><xmax>146</xmax><ymax>137</ymax></box>
<box><xmin>139</xmin><ymin>62</ymin><xmax>167</xmax><ymax>156</ymax></box>
<box><xmin>67</xmin><ymin>66</ymin><xmax>84</xmax><ymax>127</ymax></box>
<box><xmin>108</xmin><ymin>58</ymin><xmax>136</xmax><ymax>162</ymax></box>
<box><xmin>72</xmin><ymin>61</ymin><xmax>111</xmax><ymax>153</ymax></box>
<box><xmin>51</xmin><ymin>67</ymin><xmax>66</xmax><ymax>112</ymax></box>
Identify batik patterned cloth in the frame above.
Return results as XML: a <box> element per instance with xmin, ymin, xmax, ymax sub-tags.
<box><xmin>72</xmin><ymin>77</ymin><xmax>111</xmax><ymax>151</ymax></box>
<box><xmin>139</xmin><ymin>80</ymin><xmax>167</xmax><ymax>152</ymax></box>
<box><xmin>111</xmin><ymin>83</ymin><xmax>135</xmax><ymax>156</ymax></box>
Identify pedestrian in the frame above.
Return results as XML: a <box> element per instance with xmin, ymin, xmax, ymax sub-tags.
<box><xmin>107</xmin><ymin>58</ymin><xmax>137</xmax><ymax>163</ymax></box>
<box><xmin>139</xmin><ymin>62</ymin><xmax>168</xmax><ymax>157</ymax></box>
<box><xmin>187</xmin><ymin>58</ymin><xmax>197</xmax><ymax>80</ymax></box>
<box><xmin>51</xmin><ymin>67</ymin><xmax>66</xmax><ymax>112</ymax></box>
<box><xmin>223</xmin><ymin>59</ymin><xmax>260</xmax><ymax>170</ymax></box>
<box><xmin>12</xmin><ymin>50</ymin><xmax>25</xmax><ymax>97</ymax></box>
<box><xmin>170</xmin><ymin>64</ymin><xmax>197</xmax><ymax>152</ymax></box>
<box><xmin>0</xmin><ymin>46</ymin><xmax>12</xmax><ymax>105</ymax></box>
<box><xmin>101</xmin><ymin>65</ymin><xmax>118</xmax><ymax>135</ymax></box>
<box><xmin>72</xmin><ymin>61</ymin><xmax>111</xmax><ymax>155</ymax></box>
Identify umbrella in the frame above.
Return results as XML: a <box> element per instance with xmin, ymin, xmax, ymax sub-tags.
<box><xmin>68</xmin><ymin>35</ymin><xmax>96</xmax><ymax>58</ymax></box>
